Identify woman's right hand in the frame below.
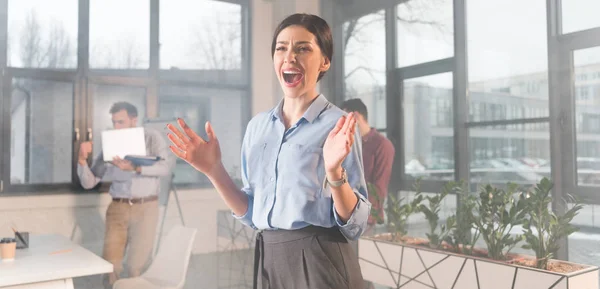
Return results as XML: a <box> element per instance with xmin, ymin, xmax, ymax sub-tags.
<box><xmin>167</xmin><ymin>118</ymin><xmax>222</xmax><ymax>177</ymax></box>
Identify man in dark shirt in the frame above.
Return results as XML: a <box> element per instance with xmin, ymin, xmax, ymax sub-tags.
<box><xmin>341</xmin><ymin>99</ymin><xmax>395</xmax><ymax>236</ymax></box>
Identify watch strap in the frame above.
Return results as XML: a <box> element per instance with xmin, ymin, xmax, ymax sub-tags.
<box><xmin>322</xmin><ymin>168</ymin><xmax>347</xmax><ymax>189</ymax></box>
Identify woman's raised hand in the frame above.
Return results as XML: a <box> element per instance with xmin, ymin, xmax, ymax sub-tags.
<box><xmin>323</xmin><ymin>112</ymin><xmax>357</xmax><ymax>175</ymax></box>
<box><xmin>167</xmin><ymin>118</ymin><xmax>222</xmax><ymax>176</ymax></box>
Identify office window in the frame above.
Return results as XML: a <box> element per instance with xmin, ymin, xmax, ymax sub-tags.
<box><xmin>10</xmin><ymin>79</ymin><xmax>73</xmax><ymax>184</ymax></box>
<box><xmin>396</xmin><ymin>0</ymin><xmax>453</xmax><ymax>67</ymax></box>
<box><xmin>436</xmin><ymin>98</ymin><xmax>452</xmax><ymax>127</ymax></box>
<box><xmin>467</xmin><ymin>0</ymin><xmax>548</xmax><ymax>121</ymax></box>
<box><xmin>471</xmin><ymin>102</ymin><xmax>480</xmax><ymax>122</ymax></box>
<box><xmin>574</xmin><ymin>47</ymin><xmax>600</xmax><ymax>186</ymax></box>
<box><xmin>7</xmin><ymin>0</ymin><xmax>78</xmax><ymax>68</ymax></box>
<box><xmin>160</xmin><ymin>0</ymin><xmax>242</xmax><ymax>70</ymax></box>
<box><xmin>159</xmin><ymin>98</ymin><xmax>210</xmax><ymax>186</ymax></box>
<box><xmin>429</xmin><ymin>99</ymin><xmax>437</xmax><ymax>127</ymax></box>
<box><xmin>469</xmin><ymin>127</ymin><xmax>550</xmax><ymax>185</ymax></box>
<box><xmin>0</xmin><ymin>0</ymin><xmax>251</xmax><ymax>195</ymax></box>
<box><xmin>89</xmin><ymin>0</ymin><xmax>149</xmax><ymax>69</ymax></box>
<box><xmin>581</xmin><ymin>114</ymin><xmax>600</xmax><ymax>134</ymax></box>
<box><xmin>159</xmin><ymin>86</ymin><xmax>243</xmax><ymax>186</ymax></box>
<box><xmin>562</xmin><ymin>0</ymin><xmax>600</xmax><ymax>34</ymax></box>
<box><xmin>577</xmin><ymin>86</ymin><xmax>591</xmax><ymax>101</ymax></box>
<box><xmin>343</xmin><ymin>11</ymin><xmax>386</xmax><ymax>130</ymax></box>
<box><xmin>404</xmin><ymin>73</ymin><xmax>454</xmax><ymax>181</ymax></box>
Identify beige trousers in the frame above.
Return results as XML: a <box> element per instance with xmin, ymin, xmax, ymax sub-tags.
<box><xmin>102</xmin><ymin>200</ymin><xmax>159</xmax><ymax>288</ymax></box>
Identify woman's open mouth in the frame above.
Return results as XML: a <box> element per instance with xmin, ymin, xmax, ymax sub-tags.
<box><xmin>282</xmin><ymin>69</ymin><xmax>304</xmax><ymax>87</ymax></box>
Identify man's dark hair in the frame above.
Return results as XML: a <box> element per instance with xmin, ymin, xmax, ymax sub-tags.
<box><xmin>110</xmin><ymin>101</ymin><xmax>138</xmax><ymax>118</ymax></box>
<box><xmin>271</xmin><ymin>13</ymin><xmax>333</xmax><ymax>82</ymax></box>
<box><xmin>341</xmin><ymin>98</ymin><xmax>368</xmax><ymax>120</ymax></box>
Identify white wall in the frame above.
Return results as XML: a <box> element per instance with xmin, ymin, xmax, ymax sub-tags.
<box><xmin>251</xmin><ymin>0</ymin><xmax>277</xmax><ymax>115</ymax></box>
<box><xmin>295</xmin><ymin>0</ymin><xmax>320</xmax><ymax>16</ymax></box>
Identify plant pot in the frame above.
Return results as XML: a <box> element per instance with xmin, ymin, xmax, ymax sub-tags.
<box><xmin>0</xmin><ymin>241</ymin><xmax>16</xmax><ymax>262</ymax></box>
<box><xmin>359</xmin><ymin>235</ymin><xmax>599</xmax><ymax>289</ymax></box>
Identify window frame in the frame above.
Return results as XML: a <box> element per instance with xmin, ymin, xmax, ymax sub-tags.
<box><xmin>157</xmin><ymin>89</ymin><xmax>213</xmax><ymax>189</ymax></box>
<box><xmin>0</xmin><ymin>0</ymin><xmax>252</xmax><ymax>195</ymax></box>
<box><xmin>396</xmin><ymin>63</ymin><xmax>455</xmax><ymax>191</ymax></box>
<box><xmin>326</xmin><ymin>0</ymin><xmax>600</xmax><ymax>262</ymax></box>
<box><xmin>1</xmin><ymin>69</ymin><xmax>81</xmax><ymax>193</ymax></box>
<box><xmin>321</xmin><ymin>0</ymin><xmax>600</xmax><ymax>264</ymax></box>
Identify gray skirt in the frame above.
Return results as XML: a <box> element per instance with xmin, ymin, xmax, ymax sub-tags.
<box><xmin>253</xmin><ymin>226</ymin><xmax>364</xmax><ymax>289</ymax></box>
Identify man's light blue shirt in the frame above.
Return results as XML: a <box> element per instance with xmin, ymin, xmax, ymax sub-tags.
<box><xmin>233</xmin><ymin>94</ymin><xmax>371</xmax><ymax>240</ymax></box>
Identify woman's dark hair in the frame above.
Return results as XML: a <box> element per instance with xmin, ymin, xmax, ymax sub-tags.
<box><xmin>271</xmin><ymin>13</ymin><xmax>333</xmax><ymax>82</ymax></box>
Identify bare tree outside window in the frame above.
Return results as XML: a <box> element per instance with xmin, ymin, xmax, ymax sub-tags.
<box><xmin>160</xmin><ymin>0</ymin><xmax>242</xmax><ymax>70</ymax></box>
<box><xmin>343</xmin><ymin>10</ymin><xmax>386</xmax><ymax>99</ymax></box>
<box><xmin>188</xmin><ymin>10</ymin><xmax>242</xmax><ymax>70</ymax></box>
<box><xmin>341</xmin><ymin>0</ymin><xmax>452</xmax><ymax>131</ymax></box>
<box><xmin>396</xmin><ymin>0</ymin><xmax>452</xmax><ymax>36</ymax></box>
<box><xmin>343</xmin><ymin>0</ymin><xmax>452</xmax><ymax>96</ymax></box>
<box><xmin>14</xmin><ymin>9</ymin><xmax>74</xmax><ymax>68</ymax></box>
<box><xmin>88</xmin><ymin>0</ymin><xmax>149</xmax><ymax>69</ymax></box>
<box><xmin>89</xmin><ymin>36</ymin><xmax>145</xmax><ymax>69</ymax></box>
<box><xmin>6</xmin><ymin>6</ymin><xmax>75</xmax><ymax>184</ymax></box>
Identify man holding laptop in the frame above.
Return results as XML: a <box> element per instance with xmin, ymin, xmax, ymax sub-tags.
<box><xmin>77</xmin><ymin>101</ymin><xmax>171</xmax><ymax>288</ymax></box>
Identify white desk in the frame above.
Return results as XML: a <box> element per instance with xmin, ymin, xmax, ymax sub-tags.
<box><xmin>0</xmin><ymin>234</ymin><xmax>113</xmax><ymax>289</ymax></box>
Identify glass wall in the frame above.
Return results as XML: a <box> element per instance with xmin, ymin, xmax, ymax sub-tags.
<box><xmin>342</xmin><ymin>10</ymin><xmax>386</xmax><ymax>130</ymax></box>
<box><xmin>0</xmin><ymin>1</ymin><xmax>251</xmax><ymax>288</ymax></box>
<box><xmin>466</xmin><ymin>0</ymin><xmax>551</xmax><ymax>185</ymax></box>
<box><xmin>160</xmin><ymin>0</ymin><xmax>242</xmax><ymax>70</ymax></box>
<box><xmin>7</xmin><ymin>0</ymin><xmax>78</xmax><ymax>68</ymax></box>
<box><xmin>561</xmin><ymin>0</ymin><xmax>600</xmax><ymax>34</ymax></box>
<box><xmin>10</xmin><ymin>79</ymin><xmax>73</xmax><ymax>184</ymax></box>
<box><xmin>89</xmin><ymin>0</ymin><xmax>150</xmax><ymax>69</ymax></box>
<box><xmin>467</xmin><ymin>0</ymin><xmax>549</xmax><ymax>121</ymax></box>
<box><xmin>1</xmin><ymin>0</ymin><xmax>249</xmax><ymax>192</ymax></box>
<box><xmin>403</xmin><ymin>73</ymin><xmax>454</xmax><ymax>181</ymax></box>
<box><xmin>332</xmin><ymin>0</ymin><xmax>600</xmax><ymax>286</ymax></box>
<box><xmin>574</xmin><ymin>47</ymin><xmax>600</xmax><ymax>186</ymax></box>
<box><xmin>396</xmin><ymin>0</ymin><xmax>453</xmax><ymax>67</ymax></box>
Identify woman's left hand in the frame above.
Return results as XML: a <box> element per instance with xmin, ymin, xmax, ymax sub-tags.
<box><xmin>323</xmin><ymin>112</ymin><xmax>357</xmax><ymax>176</ymax></box>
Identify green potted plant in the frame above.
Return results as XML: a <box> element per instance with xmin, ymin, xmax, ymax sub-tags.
<box><xmin>358</xmin><ymin>177</ymin><xmax>598</xmax><ymax>289</ymax></box>
<box><xmin>384</xmin><ymin>182</ymin><xmax>423</xmax><ymax>242</ymax></box>
<box><xmin>521</xmin><ymin>178</ymin><xmax>583</xmax><ymax>270</ymax></box>
<box><xmin>417</xmin><ymin>182</ymin><xmax>457</xmax><ymax>250</ymax></box>
<box><xmin>471</xmin><ymin>183</ymin><xmax>528</xmax><ymax>260</ymax></box>
<box><xmin>445</xmin><ymin>184</ymin><xmax>480</xmax><ymax>255</ymax></box>
<box><xmin>367</xmin><ymin>183</ymin><xmax>385</xmax><ymax>225</ymax></box>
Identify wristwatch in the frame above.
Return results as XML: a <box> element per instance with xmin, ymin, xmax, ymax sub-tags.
<box><xmin>323</xmin><ymin>168</ymin><xmax>348</xmax><ymax>189</ymax></box>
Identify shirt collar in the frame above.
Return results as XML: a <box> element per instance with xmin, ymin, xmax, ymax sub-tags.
<box><xmin>272</xmin><ymin>94</ymin><xmax>329</xmax><ymax>124</ymax></box>
<box><xmin>363</xmin><ymin>127</ymin><xmax>377</xmax><ymax>142</ymax></box>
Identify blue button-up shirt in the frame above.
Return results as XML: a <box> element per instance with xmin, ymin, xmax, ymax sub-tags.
<box><xmin>234</xmin><ymin>94</ymin><xmax>371</xmax><ymax>240</ymax></box>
